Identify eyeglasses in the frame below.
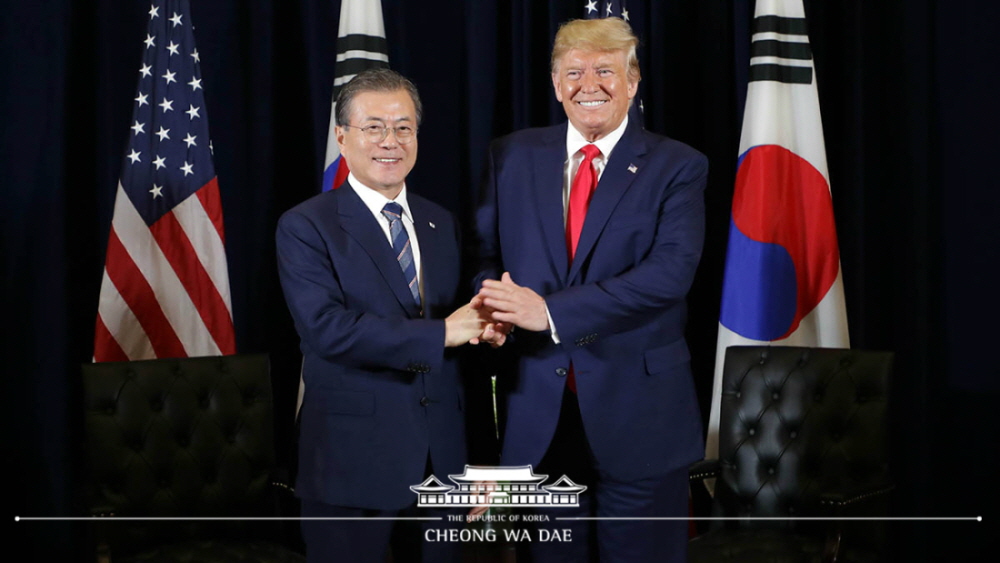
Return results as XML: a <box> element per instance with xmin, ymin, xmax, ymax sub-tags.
<box><xmin>343</xmin><ymin>123</ymin><xmax>417</xmax><ymax>144</ymax></box>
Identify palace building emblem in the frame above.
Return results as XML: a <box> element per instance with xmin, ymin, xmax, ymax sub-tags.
<box><xmin>410</xmin><ymin>465</ymin><xmax>587</xmax><ymax>508</ymax></box>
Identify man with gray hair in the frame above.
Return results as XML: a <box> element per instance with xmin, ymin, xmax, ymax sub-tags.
<box><xmin>278</xmin><ymin>68</ymin><xmax>499</xmax><ymax>562</ymax></box>
<box><xmin>474</xmin><ymin>18</ymin><xmax>707</xmax><ymax>561</ymax></box>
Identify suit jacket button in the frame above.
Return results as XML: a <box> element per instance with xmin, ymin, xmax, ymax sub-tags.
<box><xmin>555</xmin><ymin>368</ymin><xmax>568</xmax><ymax>377</ymax></box>
<box><xmin>420</xmin><ymin>396</ymin><xmax>431</xmax><ymax>407</ymax></box>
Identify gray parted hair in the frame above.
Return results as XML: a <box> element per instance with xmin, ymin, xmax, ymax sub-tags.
<box><xmin>335</xmin><ymin>68</ymin><xmax>423</xmax><ymax>127</ymax></box>
<box><xmin>551</xmin><ymin>18</ymin><xmax>641</xmax><ymax>82</ymax></box>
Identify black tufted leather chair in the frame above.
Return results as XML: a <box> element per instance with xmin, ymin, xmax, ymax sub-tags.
<box><xmin>82</xmin><ymin>354</ymin><xmax>305</xmax><ymax>563</ymax></box>
<box><xmin>689</xmin><ymin>346</ymin><xmax>894</xmax><ymax>563</ymax></box>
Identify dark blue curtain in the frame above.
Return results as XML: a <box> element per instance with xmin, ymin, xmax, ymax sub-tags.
<box><xmin>3</xmin><ymin>0</ymin><xmax>996</xmax><ymax>560</ymax></box>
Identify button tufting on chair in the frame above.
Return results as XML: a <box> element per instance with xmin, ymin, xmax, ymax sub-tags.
<box><xmin>82</xmin><ymin>354</ymin><xmax>305</xmax><ymax>562</ymax></box>
<box><xmin>690</xmin><ymin>346</ymin><xmax>894</xmax><ymax>563</ymax></box>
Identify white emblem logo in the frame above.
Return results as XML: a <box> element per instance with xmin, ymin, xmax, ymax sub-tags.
<box><xmin>410</xmin><ymin>465</ymin><xmax>587</xmax><ymax>508</ymax></box>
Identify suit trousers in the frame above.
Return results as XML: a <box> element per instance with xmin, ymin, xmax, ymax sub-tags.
<box><xmin>523</xmin><ymin>388</ymin><xmax>689</xmax><ymax>563</ymax></box>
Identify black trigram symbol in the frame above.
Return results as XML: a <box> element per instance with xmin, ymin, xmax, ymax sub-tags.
<box><xmin>749</xmin><ymin>15</ymin><xmax>814</xmax><ymax>84</ymax></box>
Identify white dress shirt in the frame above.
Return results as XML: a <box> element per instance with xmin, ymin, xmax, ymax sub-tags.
<box><xmin>561</xmin><ymin>115</ymin><xmax>630</xmax><ymax>222</ymax></box>
<box><xmin>347</xmin><ymin>173</ymin><xmax>424</xmax><ymax>305</ymax></box>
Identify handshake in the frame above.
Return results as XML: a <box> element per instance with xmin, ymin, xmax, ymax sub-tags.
<box><xmin>444</xmin><ymin>272</ymin><xmax>550</xmax><ymax>348</ymax></box>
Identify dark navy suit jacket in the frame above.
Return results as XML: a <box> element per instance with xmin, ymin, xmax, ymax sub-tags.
<box><xmin>476</xmin><ymin>120</ymin><xmax>708</xmax><ymax>481</ymax></box>
<box><xmin>277</xmin><ymin>183</ymin><xmax>466</xmax><ymax>510</ymax></box>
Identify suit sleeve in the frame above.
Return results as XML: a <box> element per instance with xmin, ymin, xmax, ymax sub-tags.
<box><xmin>472</xmin><ymin>142</ymin><xmax>503</xmax><ymax>291</ymax></box>
<box><xmin>544</xmin><ymin>153</ymin><xmax>708</xmax><ymax>345</ymax></box>
<box><xmin>276</xmin><ymin>209</ymin><xmax>446</xmax><ymax>374</ymax></box>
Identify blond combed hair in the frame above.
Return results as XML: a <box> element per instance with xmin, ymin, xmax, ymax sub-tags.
<box><xmin>551</xmin><ymin>18</ymin><xmax>640</xmax><ymax>82</ymax></box>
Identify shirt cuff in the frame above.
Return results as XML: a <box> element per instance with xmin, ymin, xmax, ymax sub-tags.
<box><xmin>545</xmin><ymin>303</ymin><xmax>560</xmax><ymax>344</ymax></box>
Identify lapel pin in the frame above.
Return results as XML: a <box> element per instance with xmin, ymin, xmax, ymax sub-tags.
<box><xmin>628</xmin><ymin>164</ymin><xmax>638</xmax><ymax>174</ymax></box>
<box><xmin>428</xmin><ymin>222</ymin><xmax>436</xmax><ymax>229</ymax></box>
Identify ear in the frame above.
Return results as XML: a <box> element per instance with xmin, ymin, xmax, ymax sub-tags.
<box><xmin>552</xmin><ymin>72</ymin><xmax>564</xmax><ymax>103</ymax></box>
<box><xmin>335</xmin><ymin>126</ymin><xmax>347</xmax><ymax>153</ymax></box>
<box><xmin>627</xmin><ymin>77</ymin><xmax>639</xmax><ymax>100</ymax></box>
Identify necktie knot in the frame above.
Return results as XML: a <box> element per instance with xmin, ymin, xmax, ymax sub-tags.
<box><xmin>381</xmin><ymin>201</ymin><xmax>403</xmax><ymax>222</ymax></box>
<box><xmin>579</xmin><ymin>143</ymin><xmax>601</xmax><ymax>163</ymax></box>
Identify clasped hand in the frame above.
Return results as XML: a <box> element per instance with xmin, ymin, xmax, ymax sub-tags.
<box><xmin>474</xmin><ymin>272</ymin><xmax>549</xmax><ymax>332</ymax></box>
<box><xmin>444</xmin><ymin>300</ymin><xmax>509</xmax><ymax>348</ymax></box>
<box><xmin>445</xmin><ymin>272</ymin><xmax>545</xmax><ymax>347</ymax></box>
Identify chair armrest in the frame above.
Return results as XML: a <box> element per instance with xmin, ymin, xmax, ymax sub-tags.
<box><xmin>819</xmin><ymin>482</ymin><xmax>895</xmax><ymax>509</ymax></box>
<box><xmin>688</xmin><ymin>459</ymin><xmax>720</xmax><ymax>532</ymax></box>
<box><xmin>89</xmin><ymin>506</ymin><xmax>116</xmax><ymax>517</ymax></box>
<box><xmin>269</xmin><ymin>467</ymin><xmax>299</xmax><ymax>519</ymax></box>
<box><xmin>689</xmin><ymin>459</ymin><xmax>720</xmax><ymax>482</ymax></box>
<box><xmin>267</xmin><ymin>468</ymin><xmax>305</xmax><ymax>552</ymax></box>
<box><xmin>819</xmin><ymin>482</ymin><xmax>894</xmax><ymax>563</ymax></box>
<box><xmin>86</xmin><ymin>506</ymin><xmax>115</xmax><ymax>563</ymax></box>
<box><xmin>270</xmin><ymin>478</ymin><xmax>296</xmax><ymax>496</ymax></box>
<box><xmin>269</xmin><ymin>465</ymin><xmax>296</xmax><ymax>495</ymax></box>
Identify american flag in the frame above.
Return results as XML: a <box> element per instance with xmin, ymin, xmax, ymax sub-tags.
<box><xmin>583</xmin><ymin>0</ymin><xmax>644</xmax><ymax>125</ymax></box>
<box><xmin>583</xmin><ymin>0</ymin><xmax>631</xmax><ymax>20</ymax></box>
<box><xmin>94</xmin><ymin>0</ymin><xmax>236</xmax><ymax>362</ymax></box>
<box><xmin>321</xmin><ymin>0</ymin><xmax>389</xmax><ymax>191</ymax></box>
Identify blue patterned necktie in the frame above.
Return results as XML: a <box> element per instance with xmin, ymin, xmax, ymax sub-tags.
<box><xmin>381</xmin><ymin>202</ymin><xmax>421</xmax><ymax>307</ymax></box>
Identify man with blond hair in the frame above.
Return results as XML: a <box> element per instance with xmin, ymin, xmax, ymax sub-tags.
<box><xmin>474</xmin><ymin>18</ymin><xmax>707</xmax><ymax>561</ymax></box>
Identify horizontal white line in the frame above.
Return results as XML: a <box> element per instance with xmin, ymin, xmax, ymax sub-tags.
<box><xmin>336</xmin><ymin>50</ymin><xmax>389</xmax><ymax>63</ymax></box>
<box><xmin>16</xmin><ymin>517</ymin><xmax>438</xmax><ymax>522</ymax></box>
<box><xmin>560</xmin><ymin>516</ymin><xmax>983</xmax><ymax>522</ymax></box>
<box><xmin>750</xmin><ymin>56</ymin><xmax>813</xmax><ymax>67</ymax></box>
<box><xmin>752</xmin><ymin>31</ymin><xmax>809</xmax><ymax>42</ymax></box>
<box><xmin>16</xmin><ymin>516</ymin><xmax>983</xmax><ymax>522</ymax></box>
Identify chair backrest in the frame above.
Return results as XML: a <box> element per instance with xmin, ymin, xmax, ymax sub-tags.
<box><xmin>714</xmin><ymin>346</ymin><xmax>893</xmax><ymax>523</ymax></box>
<box><xmin>82</xmin><ymin>354</ymin><xmax>277</xmax><ymax>548</ymax></box>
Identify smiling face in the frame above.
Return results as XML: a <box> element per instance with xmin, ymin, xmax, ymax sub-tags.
<box><xmin>552</xmin><ymin>48</ymin><xmax>637</xmax><ymax>142</ymax></box>
<box><xmin>336</xmin><ymin>89</ymin><xmax>417</xmax><ymax>198</ymax></box>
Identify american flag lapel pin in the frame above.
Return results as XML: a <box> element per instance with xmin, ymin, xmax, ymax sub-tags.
<box><xmin>628</xmin><ymin>164</ymin><xmax>638</xmax><ymax>174</ymax></box>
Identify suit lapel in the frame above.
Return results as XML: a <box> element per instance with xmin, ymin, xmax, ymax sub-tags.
<box><xmin>534</xmin><ymin>124</ymin><xmax>571</xmax><ymax>282</ymax></box>
<box><xmin>337</xmin><ymin>184</ymin><xmax>421</xmax><ymax>317</ymax></box>
<box><xmin>568</xmin><ymin>122</ymin><xmax>648</xmax><ymax>283</ymax></box>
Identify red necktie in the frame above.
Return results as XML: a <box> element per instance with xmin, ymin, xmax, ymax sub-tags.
<box><xmin>566</xmin><ymin>144</ymin><xmax>601</xmax><ymax>260</ymax></box>
<box><xmin>565</xmin><ymin>144</ymin><xmax>601</xmax><ymax>393</ymax></box>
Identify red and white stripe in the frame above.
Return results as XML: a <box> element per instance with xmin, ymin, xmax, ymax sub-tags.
<box><xmin>94</xmin><ymin>179</ymin><xmax>236</xmax><ymax>362</ymax></box>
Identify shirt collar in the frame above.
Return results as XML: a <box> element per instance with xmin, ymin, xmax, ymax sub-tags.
<box><xmin>565</xmin><ymin>115</ymin><xmax>629</xmax><ymax>161</ymax></box>
<box><xmin>347</xmin><ymin>172</ymin><xmax>412</xmax><ymax>222</ymax></box>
